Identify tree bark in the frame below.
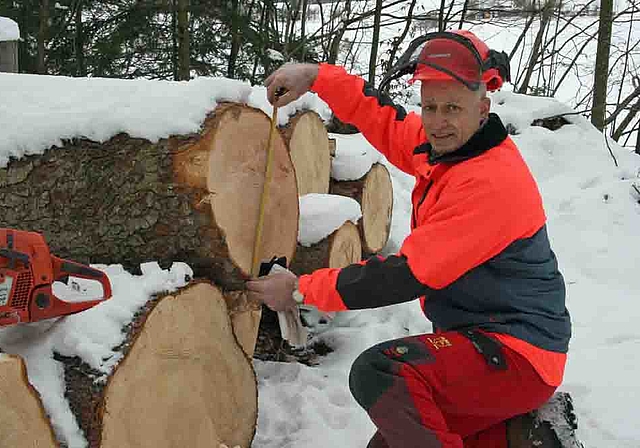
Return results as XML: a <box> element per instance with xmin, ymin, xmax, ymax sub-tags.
<box><xmin>384</xmin><ymin>0</ymin><xmax>417</xmax><ymax>77</ymax></box>
<box><xmin>290</xmin><ymin>221</ymin><xmax>361</xmax><ymax>275</ymax></box>
<box><xmin>177</xmin><ymin>0</ymin><xmax>190</xmax><ymax>81</ymax></box>
<box><xmin>591</xmin><ymin>0</ymin><xmax>613</xmax><ymax>131</ymax></box>
<box><xmin>612</xmin><ymin>98</ymin><xmax>640</xmax><ymax>141</ymax></box>
<box><xmin>75</xmin><ymin>0</ymin><xmax>85</xmax><ymax>77</ymax></box>
<box><xmin>228</xmin><ymin>0</ymin><xmax>240</xmax><ymax>78</ymax></box>
<box><xmin>281</xmin><ymin>110</ymin><xmax>331</xmax><ymax>196</ymax></box>
<box><xmin>0</xmin><ymin>103</ymin><xmax>299</xmax><ymax>292</ymax></box>
<box><xmin>328</xmin><ymin>0</ymin><xmax>351</xmax><ymax>65</ymax></box>
<box><xmin>517</xmin><ymin>0</ymin><xmax>554</xmax><ymax>94</ymax></box>
<box><xmin>38</xmin><ymin>0</ymin><xmax>49</xmax><ymax>74</ymax></box>
<box><xmin>330</xmin><ymin>163</ymin><xmax>393</xmax><ymax>255</ymax></box>
<box><xmin>0</xmin><ymin>355</ymin><xmax>58</xmax><ymax>446</ymax></box>
<box><xmin>368</xmin><ymin>0</ymin><xmax>383</xmax><ymax>84</ymax></box>
<box><xmin>60</xmin><ymin>282</ymin><xmax>257</xmax><ymax>448</ymax></box>
<box><xmin>328</xmin><ymin>138</ymin><xmax>336</xmax><ymax>157</ymax></box>
<box><xmin>0</xmin><ymin>42</ymin><xmax>18</xmax><ymax>73</ymax></box>
<box><xmin>300</xmin><ymin>0</ymin><xmax>309</xmax><ymax>60</ymax></box>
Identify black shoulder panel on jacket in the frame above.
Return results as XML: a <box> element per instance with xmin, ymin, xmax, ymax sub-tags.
<box><xmin>362</xmin><ymin>83</ymin><xmax>408</xmax><ymax>121</ymax></box>
<box><xmin>337</xmin><ymin>255</ymin><xmax>430</xmax><ymax>309</ymax></box>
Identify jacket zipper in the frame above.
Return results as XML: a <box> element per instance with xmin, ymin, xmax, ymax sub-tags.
<box><xmin>411</xmin><ymin>179</ymin><xmax>433</xmax><ymax>229</ymax></box>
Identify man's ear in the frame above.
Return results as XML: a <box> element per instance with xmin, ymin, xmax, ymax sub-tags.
<box><xmin>480</xmin><ymin>97</ymin><xmax>491</xmax><ymax>119</ymax></box>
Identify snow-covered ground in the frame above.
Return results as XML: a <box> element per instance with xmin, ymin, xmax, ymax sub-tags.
<box><xmin>0</xmin><ymin>70</ymin><xmax>638</xmax><ymax>448</ymax></box>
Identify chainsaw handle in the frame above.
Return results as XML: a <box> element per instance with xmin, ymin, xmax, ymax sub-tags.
<box><xmin>51</xmin><ymin>256</ymin><xmax>113</xmax><ymax>299</ymax></box>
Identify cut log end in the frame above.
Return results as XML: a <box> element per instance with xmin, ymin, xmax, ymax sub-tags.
<box><xmin>361</xmin><ymin>163</ymin><xmax>393</xmax><ymax>254</ymax></box>
<box><xmin>0</xmin><ymin>355</ymin><xmax>57</xmax><ymax>447</ymax></box>
<box><xmin>290</xmin><ymin>221</ymin><xmax>362</xmax><ymax>275</ymax></box>
<box><xmin>283</xmin><ymin>111</ymin><xmax>331</xmax><ymax>196</ymax></box>
<box><xmin>331</xmin><ymin>163</ymin><xmax>393</xmax><ymax>255</ymax></box>
<box><xmin>328</xmin><ymin>221</ymin><xmax>362</xmax><ymax>268</ymax></box>
<box><xmin>100</xmin><ymin>282</ymin><xmax>257</xmax><ymax>448</ymax></box>
<box><xmin>173</xmin><ymin>103</ymin><xmax>299</xmax><ymax>279</ymax></box>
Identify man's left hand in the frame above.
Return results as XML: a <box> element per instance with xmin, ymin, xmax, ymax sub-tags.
<box><xmin>246</xmin><ymin>270</ymin><xmax>298</xmax><ymax>312</ymax></box>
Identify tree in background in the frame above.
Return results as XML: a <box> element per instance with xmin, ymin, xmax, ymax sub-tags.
<box><xmin>591</xmin><ymin>0</ymin><xmax>613</xmax><ymax>131</ymax></box>
<box><xmin>1</xmin><ymin>0</ymin><xmax>638</xmax><ymax>149</ymax></box>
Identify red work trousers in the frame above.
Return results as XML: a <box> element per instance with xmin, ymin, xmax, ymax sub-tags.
<box><xmin>348</xmin><ymin>331</ymin><xmax>556</xmax><ymax>448</ymax></box>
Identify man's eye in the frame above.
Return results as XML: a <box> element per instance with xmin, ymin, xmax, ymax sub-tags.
<box><xmin>446</xmin><ymin>104</ymin><xmax>461</xmax><ymax>113</ymax></box>
<box><xmin>423</xmin><ymin>105</ymin><xmax>436</xmax><ymax>113</ymax></box>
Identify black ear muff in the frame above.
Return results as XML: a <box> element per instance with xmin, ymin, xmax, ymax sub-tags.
<box><xmin>483</xmin><ymin>50</ymin><xmax>511</xmax><ymax>83</ymax></box>
<box><xmin>379</xmin><ymin>34</ymin><xmax>432</xmax><ymax>92</ymax></box>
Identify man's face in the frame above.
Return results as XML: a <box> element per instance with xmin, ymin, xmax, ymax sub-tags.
<box><xmin>420</xmin><ymin>80</ymin><xmax>491</xmax><ymax>155</ymax></box>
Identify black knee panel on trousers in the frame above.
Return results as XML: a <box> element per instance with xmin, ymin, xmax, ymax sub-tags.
<box><xmin>350</xmin><ymin>337</ymin><xmax>437</xmax><ymax>411</ymax></box>
<box><xmin>349</xmin><ymin>344</ymin><xmax>398</xmax><ymax>411</ymax></box>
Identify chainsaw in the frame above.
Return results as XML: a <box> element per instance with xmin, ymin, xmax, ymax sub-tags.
<box><xmin>0</xmin><ymin>228</ymin><xmax>112</xmax><ymax>327</ymax></box>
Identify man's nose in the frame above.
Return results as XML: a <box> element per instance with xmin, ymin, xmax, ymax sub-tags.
<box><xmin>430</xmin><ymin>109</ymin><xmax>448</xmax><ymax>128</ymax></box>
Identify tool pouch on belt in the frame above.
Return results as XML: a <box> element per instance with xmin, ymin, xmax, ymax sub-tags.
<box><xmin>459</xmin><ymin>329</ymin><xmax>507</xmax><ymax>371</ymax></box>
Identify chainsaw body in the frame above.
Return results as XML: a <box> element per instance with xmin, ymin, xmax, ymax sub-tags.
<box><xmin>0</xmin><ymin>228</ymin><xmax>112</xmax><ymax>327</ymax></box>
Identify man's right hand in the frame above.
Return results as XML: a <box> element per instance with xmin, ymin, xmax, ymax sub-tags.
<box><xmin>265</xmin><ymin>63</ymin><xmax>320</xmax><ymax>108</ymax></box>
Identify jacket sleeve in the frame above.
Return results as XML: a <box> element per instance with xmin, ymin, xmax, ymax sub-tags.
<box><xmin>311</xmin><ymin>63</ymin><xmax>426</xmax><ymax>176</ymax></box>
<box><xmin>297</xmin><ymin>255</ymin><xmax>430</xmax><ymax>312</ymax></box>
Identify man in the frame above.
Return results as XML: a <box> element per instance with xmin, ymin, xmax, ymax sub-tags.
<box><xmin>247</xmin><ymin>30</ymin><xmax>571</xmax><ymax>448</ymax></box>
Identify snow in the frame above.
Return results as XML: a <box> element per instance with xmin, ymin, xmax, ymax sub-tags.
<box><xmin>0</xmin><ymin>73</ymin><xmax>331</xmax><ymax>167</ymax></box>
<box><xmin>330</xmin><ymin>133</ymin><xmax>382</xmax><ymax>181</ymax></box>
<box><xmin>298</xmin><ymin>194</ymin><xmax>362</xmax><ymax>246</ymax></box>
<box><xmin>0</xmin><ymin>17</ymin><xmax>19</xmax><ymax>42</ymax></box>
<box><xmin>0</xmin><ymin>65</ymin><xmax>639</xmax><ymax>448</ymax></box>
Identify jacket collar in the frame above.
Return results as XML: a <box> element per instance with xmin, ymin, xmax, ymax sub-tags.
<box><xmin>413</xmin><ymin>113</ymin><xmax>508</xmax><ymax>165</ymax></box>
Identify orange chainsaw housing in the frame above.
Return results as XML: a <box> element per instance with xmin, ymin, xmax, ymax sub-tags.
<box><xmin>0</xmin><ymin>228</ymin><xmax>112</xmax><ymax>327</ymax></box>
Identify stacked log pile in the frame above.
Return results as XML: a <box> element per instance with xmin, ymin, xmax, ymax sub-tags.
<box><xmin>0</xmin><ymin>104</ymin><xmax>394</xmax><ymax>447</ymax></box>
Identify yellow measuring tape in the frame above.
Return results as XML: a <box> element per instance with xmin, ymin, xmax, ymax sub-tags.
<box><xmin>250</xmin><ymin>103</ymin><xmax>279</xmax><ymax>277</ymax></box>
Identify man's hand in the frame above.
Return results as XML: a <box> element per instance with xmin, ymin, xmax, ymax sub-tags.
<box><xmin>265</xmin><ymin>63</ymin><xmax>320</xmax><ymax>108</ymax></box>
<box><xmin>246</xmin><ymin>270</ymin><xmax>298</xmax><ymax>312</ymax></box>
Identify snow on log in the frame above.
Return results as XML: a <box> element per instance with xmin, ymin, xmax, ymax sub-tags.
<box><xmin>281</xmin><ymin>110</ymin><xmax>331</xmax><ymax>196</ymax></box>
<box><xmin>61</xmin><ymin>282</ymin><xmax>257</xmax><ymax>448</ymax></box>
<box><xmin>0</xmin><ymin>355</ymin><xmax>57</xmax><ymax>447</ymax></box>
<box><xmin>290</xmin><ymin>221</ymin><xmax>362</xmax><ymax>275</ymax></box>
<box><xmin>330</xmin><ymin>163</ymin><xmax>393</xmax><ymax>255</ymax></box>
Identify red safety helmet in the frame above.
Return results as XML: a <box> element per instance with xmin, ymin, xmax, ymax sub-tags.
<box><xmin>379</xmin><ymin>30</ymin><xmax>510</xmax><ymax>93</ymax></box>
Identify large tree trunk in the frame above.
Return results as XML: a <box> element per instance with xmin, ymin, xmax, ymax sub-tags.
<box><xmin>8</xmin><ymin>282</ymin><xmax>257</xmax><ymax>448</ymax></box>
<box><xmin>38</xmin><ymin>0</ymin><xmax>49</xmax><ymax>74</ymax></box>
<box><xmin>368</xmin><ymin>0</ymin><xmax>383</xmax><ymax>84</ymax></box>
<box><xmin>228</xmin><ymin>0</ymin><xmax>240</xmax><ymax>78</ymax></box>
<box><xmin>517</xmin><ymin>0</ymin><xmax>554</xmax><ymax>94</ymax></box>
<box><xmin>177</xmin><ymin>0</ymin><xmax>190</xmax><ymax>81</ymax></box>
<box><xmin>281</xmin><ymin>110</ymin><xmax>331</xmax><ymax>196</ymax></box>
<box><xmin>75</xmin><ymin>1</ymin><xmax>85</xmax><ymax>77</ymax></box>
<box><xmin>290</xmin><ymin>221</ymin><xmax>361</xmax><ymax>275</ymax></box>
<box><xmin>330</xmin><ymin>163</ymin><xmax>393</xmax><ymax>255</ymax></box>
<box><xmin>591</xmin><ymin>0</ymin><xmax>613</xmax><ymax>131</ymax></box>
<box><xmin>0</xmin><ymin>355</ymin><xmax>58</xmax><ymax>446</ymax></box>
<box><xmin>0</xmin><ymin>103</ymin><xmax>299</xmax><ymax>357</ymax></box>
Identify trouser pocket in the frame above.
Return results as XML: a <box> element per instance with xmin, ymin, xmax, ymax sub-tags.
<box><xmin>458</xmin><ymin>329</ymin><xmax>507</xmax><ymax>371</ymax></box>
